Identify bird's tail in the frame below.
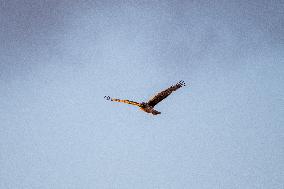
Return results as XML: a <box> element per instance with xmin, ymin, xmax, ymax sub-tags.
<box><xmin>152</xmin><ymin>109</ymin><xmax>161</xmax><ymax>115</ymax></box>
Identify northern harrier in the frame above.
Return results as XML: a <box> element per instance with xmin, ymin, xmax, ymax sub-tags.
<box><xmin>104</xmin><ymin>80</ymin><xmax>186</xmax><ymax>115</ymax></box>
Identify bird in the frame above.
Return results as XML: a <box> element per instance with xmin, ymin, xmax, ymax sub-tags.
<box><xmin>104</xmin><ymin>80</ymin><xmax>186</xmax><ymax>115</ymax></box>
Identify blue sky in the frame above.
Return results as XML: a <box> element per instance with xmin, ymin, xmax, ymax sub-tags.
<box><xmin>1</xmin><ymin>1</ymin><xmax>283</xmax><ymax>188</ymax></box>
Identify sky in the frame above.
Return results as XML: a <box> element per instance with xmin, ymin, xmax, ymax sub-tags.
<box><xmin>0</xmin><ymin>0</ymin><xmax>283</xmax><ymax>188</ymax></box>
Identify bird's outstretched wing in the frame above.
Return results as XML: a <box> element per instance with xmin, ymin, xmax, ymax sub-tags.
<box><xmin>147</xmin><ymin>80</ymin><xmax>186</xmax><ymax>107</ymax></box>
<box><xmin>104</xmin><ymin>96</ymin><xmax>142</xmax><ymax>107</ymax></box>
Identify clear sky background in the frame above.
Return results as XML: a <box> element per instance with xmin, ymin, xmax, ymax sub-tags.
<box><xmin>1</xmin><ymin>0</ymin><xmax>283</xmax><ymax>188</ymax></box>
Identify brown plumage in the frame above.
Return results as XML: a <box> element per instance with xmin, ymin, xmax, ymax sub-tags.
<box><xmin>104</xmin><ymin>80</ymin><xmax>186</xmax><ymax>115</ymax></box>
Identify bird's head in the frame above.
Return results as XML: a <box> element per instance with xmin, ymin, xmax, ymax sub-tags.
<box><xmin>140</xmin><ymin>102</ymin><xmax>147</xmax><ymax>108</ymax></box>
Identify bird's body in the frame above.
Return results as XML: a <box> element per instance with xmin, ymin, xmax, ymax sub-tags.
<box><xmin>139</xmin><ymin>103</ymin><xmax>161</xmax><ymax>115</ymax></box>
<box><xmin>104</xmin><ymin>80</ymin><xmax>186</xmax><ymax>115</ymax></box>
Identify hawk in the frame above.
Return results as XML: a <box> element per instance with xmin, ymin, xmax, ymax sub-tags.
<box><xmin>104</xmin><ymin>80</ymin><xmax>186</xmax><ymax>115</ymax></box>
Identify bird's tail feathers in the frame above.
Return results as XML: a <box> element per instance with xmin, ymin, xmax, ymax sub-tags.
<box><xmin>152</xmin><ymin>110</ymin><xmax>161</xmax><ymax>115</ymax></box>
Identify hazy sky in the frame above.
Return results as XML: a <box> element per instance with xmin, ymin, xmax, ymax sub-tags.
<box><xmin>1</xmin><ymin>1</ymin><xmax>283</xmax><ymax>188</ymax></box>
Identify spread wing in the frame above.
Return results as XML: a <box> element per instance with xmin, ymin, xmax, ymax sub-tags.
<box><xmin>104</xmin><ymin>96</ymin><xmax>142</xmax><ymax>107</ymax></box>
<box><xmin>147</xmin><ymin>80</ymin><xmax>186</xmax><ymax>107</ymax></box>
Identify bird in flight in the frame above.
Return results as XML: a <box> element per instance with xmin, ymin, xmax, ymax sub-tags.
<box><xmin>104</xmin><ymin>80</ymin><xmax>186</xmax><ymax>115</ymax></box>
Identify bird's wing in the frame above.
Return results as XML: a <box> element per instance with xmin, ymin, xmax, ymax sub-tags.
<box><xmin>104</xmin><ymin>96</ymin><xmax>141</xmax><ymax>107</ymax></box>
<box><xmin>147</xmin><ymin>80</ymin><xmax>185</xmax><ymax>107</ymax></box>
